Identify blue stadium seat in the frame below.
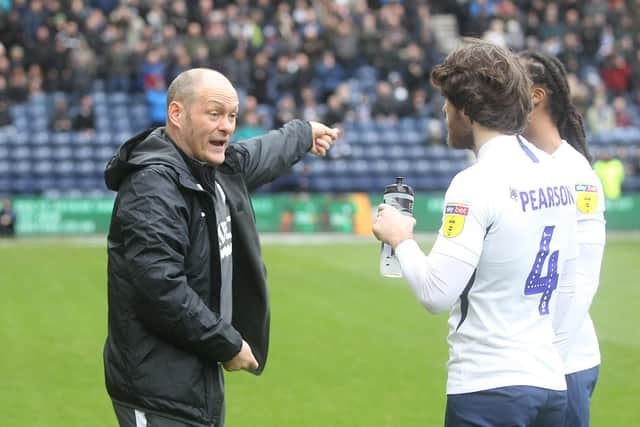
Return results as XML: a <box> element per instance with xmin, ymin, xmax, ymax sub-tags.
<box><xmin>115</xmin><ymin>131</ymin><xmax>134</xmax><ymax>144</ymax></box>
<box><xmin>389</xmin><ymin>159</ymin><xmax>411</xmax><ymax>176</ymax></box>
<box><xmin>96</xmin><ymin>116</ymin><xmax>111</xmax><ymax>131</ymax></box>
<box><xmin>94</xmin><ymin>104</ymin><xmax>109</xmax><ymax>117</ymax></box>
<box><xmin>92</xmin><ymin>79</ymin><xmax>106</xmax><ymax>92</ymax></box>
<box><xmin>411</xmin><ymin>159</ymin><xmax>434</xmax><ymax>175</ymax></box>
<box><xmin>13</xmin><ymin>115</ymin><xmax>29</xmax><ymax>131</ymax></box>
<box><xmin>32</xmin><ymin>145</ymin><xmax>53</xmax><ymax>160</ymax></box>
<box><xmin>350</xmin><ymin>159</ymin><xmax>369</xmax><ymax>176</ymax></box>
<box><xmin>376</xmin><ymin>119</ymin><xmax>396</xmax><ymax>133</ymax></box>
<box><xmin>308</xmin><ymin>159</ymin><xmax>328</xmax><ymax>176</ymax></box>
<box><xmin>309</xmin><ymin>176</ymin><xmax>334</xmax><ymax>192</ymax></box>
<box><xmin>94</xmin><ymin>145</ymin><xmax>115</xmax><ymax>163</ymax></box>
<box><xmin>10</xmin><ymin>104</ymin><xmax>27</xmax><ymax>119</ymax></box>
<box><xmin>56</xmin><ymin>160</ymin><xmax>75</xmax><ymax>177</ymax></box>
<box><xmin>332</xmin><ymin>177</ymin><xmax>353</xmax><ymax>192</ymax></box>
<box><xmin>33</xmin><ymin>160</ymin><xmax>55</xmax><ymax>177</ymax></box>
<box><xmin>71</xmin><ymin>132</ymin><xmax>93</xmax><ymax>145</ymax></box>
<box><xmin>110</xmin><ymin>105</ymin><xmax>129</xmax><ymax>119</ymax></box>
<box><xmin>92</xmin><ymin>91</ymin><xmax>107</xmax><ymax>105</ymax></box>
<box><xmin>387</xmin><ymin>145</ymin><xmax>405</xmax><ymax>159</ymax></box>
<box><xmin>56</xmin><ymin>178</ymin><xmax>77</xmax><ymax>191</ymax></box>
<box><xmin>425</xmin><ymin>145</ymin><xmax>448</xmax><ymax>161</ymax></box>
<box><xmin>406</xmin><ymin>145</ymin><xmax>427</xmax><ymax>159</ymax></box>
<box><xmin>12</xmin><ymin>177</ymin><xmax>36</xmax><ymax>194</ymax></box>
<box><xmin>11</xmin><ymin>145</ymin><xmax>30</xmax><ymax>160</ymax></box>
<box><xmin>76</xmin><ymin>159</ymin><xmax>99</xmax><ymax>176</ymax></box>
<box><xmin>361</xmin><ymin>130</ymin><xmax>380</xmax><ymax>144</ymax></box>
<box><xmin>346</xmin><ymin>176</ymin><xmax>368</xmax><ymax>192</ymax></box>
<box><xmin>33</xmin><ymin>177</ymin><xmax>56</xmax><ymax>193</ymax></box>
<box><xmin>74</xmin><ymin>144</ymin><xmax>94</xmax><ymax>160</ymax></box>
<box><xmin>51</xmin><ymin>144</ymin><xmax>74</xmax><ymax>161</ymax></box>
<box><xmin>113</xmin><ymin>119</ymin><xmax>133</xmax><ymax>133</ymax></box>
<box><xmin>109</xmin><ymin>92</ymin><xmax>129</xmax><ymax>105</ymax></box>
<box><xmin>95</xmin><ymin>131</ymin><xmax>113</xmax><ymax>146</ymax></box>
<box><xmin>51</xmin><ymin>132</ymin><xmax>72</xmax><ymax>145</ymax></box>
<box><xmin>328</xmin><ymin>159</ymin><xmax>349</xmax><ymax>177</ymax></box>
<box><xmin>400</xmin><ymin>130</ymin><xmax>423</xmax><ymax>145</ymax></box>
<box><xmin>33</xmin><ymin>131</ymin><xmax>50</xmax><ymax>145</ymax></box>
<box><xmin>618</xmin><ymin>127</ymin><xmax>640</xmax><ymax>145</ymax></box>
<box><xmin>349</xmin><ymin>144</ymin><xmax>365</xmax><ymax>158</ymax></box>
<box><xmin>0</xmin><ymin>178</ymin><xmax>10</xmax><ymax>193</ymax></box>
<box><xmin>370</xmin><ymin>159</ymin><xmax>390</xmax><ymax>176</ymax></box>
<box><xmin>0</xmin><ymin>159</ymin><xmax>10</xmax><ymax>176</ymax></box>
<box><xmin>399</xmin><ymin>117</ymin><xmax>418</xmax><ymax>132</ymax></box>
<box><xmin>623</xmin><ymin>176</ymin><xmax>640</xmax><ymax>192</ymax></box>
<box><xmin>379</xmin><ymin>129</ymin><xmax>398</xmax><ymax>144</ymax></box>
<box><xmin>356</xmin><ymin>144</ymin><xmax>378</xmax><ymax>160</ymax></box>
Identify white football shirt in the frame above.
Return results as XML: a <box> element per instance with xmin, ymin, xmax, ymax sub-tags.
<box><xmin>414</xmin><ymin>135</ymin><xmax>578</xmax><ymax>394</ymax></box>
<box><xmin>551</xmin><ymin>141</ymin><xmax>606</xmax><ymax>374</ymax></box>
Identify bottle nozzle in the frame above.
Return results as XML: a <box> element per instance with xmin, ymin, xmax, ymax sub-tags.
<box><xmin>395</xmin><ymin>176</ymin><xmax>404</xmax><ymax>184</ymax></box>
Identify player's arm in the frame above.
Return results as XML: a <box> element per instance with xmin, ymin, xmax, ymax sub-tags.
<box><xmin>373</xmin><ymin>173</ymin><xmax>485</xmax><ymax>314</ymax></box>
<box><xmin>395</xmin><ymin>240</ymin><xmax>476</xmax><ymax>314</ymax></box>
<box><xmin>230</xmin><ymin>120</ymin><xmax>338</xmax><ymax>191</ymax></box>
<box><xmin>553</xmin><ymin>218</ymin><xmax>605</xmax><ymax>358</ymax></box>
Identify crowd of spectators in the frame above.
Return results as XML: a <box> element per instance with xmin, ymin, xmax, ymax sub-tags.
<box><xmin>0</xmin><ymin>0</ymin><xmax>639</xmax><ymax>187</ymax></box>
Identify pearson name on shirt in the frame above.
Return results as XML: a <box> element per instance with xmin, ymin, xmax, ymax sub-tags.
<box><xmin>519</xmin><ymin>185</ymin><xmax>575</xmax><ymax>212</ymax></box>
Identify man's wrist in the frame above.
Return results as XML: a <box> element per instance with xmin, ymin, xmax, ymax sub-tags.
<box><xmin>391</xmin><ymin>235</ymin><xmax>414</xmax><ymax>250</ymax></box>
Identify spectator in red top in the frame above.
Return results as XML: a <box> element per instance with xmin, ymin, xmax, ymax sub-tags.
<box><xmin>612</xmin><ymin>96</ymin><xmax>634</xmax><ymax>127</ymax></box>
<box><xmin>601</xmin><ymin>53</ymin><xmax>632</xmax><ymax>95</ymax></box>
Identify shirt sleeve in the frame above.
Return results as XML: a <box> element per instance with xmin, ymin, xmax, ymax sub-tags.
<box><xmin>429</xmin><ymin>171</ymin><xmax>492</xmax><ymax>267</ymax></box>
<box><xmin>551</xmin><ymin>255</ymin><xmax>577</xmax><ymax>361</ymax></box>
<box><xmin>574</xmin><ymin>164</ymin><xmax>606</xmax><ymax>244</ymax></box>
<box><xmin>552</xmin><ymin>220</ymin><xmax>605</xmax><ymax>364</ymax></box>
<box><xmin>230</xmin><ymin>119</ymin><xmax>312</xmax><ymax>191</ymax></box>
<box><xmin>396</xmin><ymin>239</ymin><xmax>476</xmax><ymax>314</ymax></box>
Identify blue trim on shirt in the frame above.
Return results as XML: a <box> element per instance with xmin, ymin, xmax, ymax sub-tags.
<box><xmin>456</xmin><ymin>270</ymin><xmax>476</xmax><ymax>331</ymax></box>
<box><xmin>517</xmin><ymin>135</ymin><xmax>540</xmax><ymax>163</ymax></box>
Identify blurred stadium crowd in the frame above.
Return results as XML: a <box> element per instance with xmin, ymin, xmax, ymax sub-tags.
<box><xmin>0</xmin><ymin>0</ymin><xmax>639</xmax><ymax>196</ymax></box>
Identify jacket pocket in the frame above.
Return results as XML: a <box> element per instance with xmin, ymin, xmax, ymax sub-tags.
<box><xmin>131</xmin><ymin>340</ymin><xmax>206</xmax><ymax>409</ymax></box>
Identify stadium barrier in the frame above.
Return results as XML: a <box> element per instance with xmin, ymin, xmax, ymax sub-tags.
<box><xmin>10</xmin><ymin>193</ymin><xmax>640</xmax><ymax>236</ymax></box>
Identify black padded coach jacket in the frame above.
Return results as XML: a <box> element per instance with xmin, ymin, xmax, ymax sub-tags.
<box><xmin>103</xmin><ymin>120</ymin><xmax>313</xmax><ymax>426</ymax></box>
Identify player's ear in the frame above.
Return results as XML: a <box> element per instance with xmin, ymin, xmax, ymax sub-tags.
<box><xmin>167</xmin><ymin>101</ymin><xmax>183</xmax><ymax>129</ymax></box>
<box><xmin>532</xmin><ymin>86</ymin><xmax>546</xmax><ymax>108</ymax></box>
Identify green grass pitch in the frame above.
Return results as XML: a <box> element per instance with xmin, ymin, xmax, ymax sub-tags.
<box><xmin>0</xmin><ymin>236</ymin><xmax>638</xmax><ymax>426</ymax></box>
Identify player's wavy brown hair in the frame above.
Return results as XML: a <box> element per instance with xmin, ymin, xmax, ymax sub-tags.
<box><xmin>431</xmin><ymin>38</ymin><xmax>532</xmax><ymax>135</ymax></box>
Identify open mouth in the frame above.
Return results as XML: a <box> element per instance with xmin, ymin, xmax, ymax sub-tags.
<box><xmin>209</xmin><ymin>140</ymin><xmax>226</xmax><ymax>148</ymax></box>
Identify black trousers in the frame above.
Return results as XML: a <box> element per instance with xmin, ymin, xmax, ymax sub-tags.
<box><xmin>112</xmin><ymin>401</ymin><xmax>220</xmax><ymax>427</ymax></box>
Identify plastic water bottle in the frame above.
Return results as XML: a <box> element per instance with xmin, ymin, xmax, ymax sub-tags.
<box><xmin>380</xmin><ymin>177</ymin><xmax>414</xmax><ymax>278</ymax></box>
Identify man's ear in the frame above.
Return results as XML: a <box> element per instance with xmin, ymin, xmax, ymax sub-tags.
<box><xmin>167</xmin><ymin>101</ymin><xmax>183</xmax><ymax>128</ymax></box>
<box><xmin>532</xmin><ymin>86</ymin><xmax>546</xmax><ymax>108</ymax></box>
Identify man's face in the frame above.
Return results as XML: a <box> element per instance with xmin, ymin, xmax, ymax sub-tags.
<box><xmin>443</xmin><ymin>99</ymin><xmax>474</xmax><ymax>150</ymax></box>
<box><xmin>179</xmin><ymin>82</ymin><xmax>239</xmax><ymax>165</ymax></box>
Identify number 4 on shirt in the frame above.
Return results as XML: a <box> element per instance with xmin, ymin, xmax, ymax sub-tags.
<box><xmin>524</xmin><ymin>226</ymin><xmax>559</xmax><ymax>316</ymax></box>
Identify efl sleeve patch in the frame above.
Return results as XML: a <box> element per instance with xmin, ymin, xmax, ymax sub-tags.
<box><xmin>443</xmin><ymin>203</ymin><xmax>469</xmax><ymax>238</ymax></box>
<box><xmin>575</xmin><ymin>184</ymin><xmax>598</xmax><ymax>214</ymax></box>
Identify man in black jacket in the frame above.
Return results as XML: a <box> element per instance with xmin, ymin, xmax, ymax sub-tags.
<box><xmin>104</xmin><ymin>68</ymin><xmax>339</xmax><ymax>427</ymax></box>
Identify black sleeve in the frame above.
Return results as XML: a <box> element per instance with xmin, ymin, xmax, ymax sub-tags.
<box><xmin>116</xmin><ymin>167</ymin><xmax>243</xmax><ymax>362</ymax></box>
<box><xmin>231</xmin><ymin>119</ymin><xmax>313</xmax><ymax>191</ymax></box>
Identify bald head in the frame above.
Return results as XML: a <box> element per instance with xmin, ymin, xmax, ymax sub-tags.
<box><xmin>167</xmin><ymin>68</ymin><xmax>235</xmax><ymax>109</ymax></box>
<box><xmin>165</xmin><ymin>68</ymin><xmax>239</xmax><ymax>166</ymax></box>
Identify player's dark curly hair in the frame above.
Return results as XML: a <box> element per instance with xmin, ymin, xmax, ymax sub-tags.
<box><xmin>430</xmin><ymin>38</ymin><xmax>532</xmax><ymax>135</ymax></box>
<box><xmin>519</xmin><ymin>50</ymin><xmax>592</xmax><ymax>163</ymax></box>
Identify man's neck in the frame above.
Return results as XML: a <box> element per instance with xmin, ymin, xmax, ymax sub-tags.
<box><xmin>472</xmin><ymin>123</ymin><xmax>503</xmax><ymax>154</ymax></box>
<box><xmin>523</xmin><ymin>113</ymin><xmax>563</xmax><ymax>155</ymax></box>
